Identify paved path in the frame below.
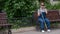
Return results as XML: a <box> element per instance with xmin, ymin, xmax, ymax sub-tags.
<box><xmin>12</xmin><ymin>29</ymin><xmax>60</xmax><ymax>34</ymax></box>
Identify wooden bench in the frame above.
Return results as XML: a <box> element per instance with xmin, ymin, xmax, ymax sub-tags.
<box><xmin>33</xmin><ymin>10</ymin><xmax>60</xmax><ymax>30</ymax></box>
<box><xmin>46</xmin><ymin>10</ymin><xmax>60</xmax><ymax>21</ymax></box>
<box><xmin>46</xmin><ymin>10</ymin><xmax>60</xmax><ymax>28</ymax></box>
<box><xmin>0</xmin><ymin>13</ymin><xmax>12</xmax><ymax>34</ymax></box>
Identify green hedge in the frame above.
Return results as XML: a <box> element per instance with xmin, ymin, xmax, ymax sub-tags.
<box><xmin>2</xmin><ymin>0</ymin><xmax>39</xmax><ymax>28</ymax></box>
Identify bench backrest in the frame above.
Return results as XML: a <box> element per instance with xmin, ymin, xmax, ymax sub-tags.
<box><xmin>46</xmin><ymin>10</ymin><xmax>60</xmax><ymax>20</ymax></box>
<box><xmin>0</xmin><ymin>13</ymin><xmax>7</xmax><ymax>24</ymax></box>
<box><xmin>33</xmin><ymin>10</ymin><xmax>60</xmax><ymax>21</ymax></box>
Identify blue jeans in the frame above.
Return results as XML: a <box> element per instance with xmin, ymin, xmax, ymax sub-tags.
<box><xmin>38</xmin><ymin>18</ymin><xmax>50</xmax><ymax>30</ymax></box>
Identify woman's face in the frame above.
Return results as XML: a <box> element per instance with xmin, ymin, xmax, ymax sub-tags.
<box><xmin>41</xmin><ymin>6</ymin><xmax>45</xmax><ymax>9</ymax></box>
<box><xmin>40</xmin><ymin>3</ymin><xmax>45</xmax><ymax>9</ymax></box>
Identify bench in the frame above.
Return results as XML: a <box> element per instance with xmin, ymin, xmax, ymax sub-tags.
<box><xmin>46</xmin><ymin>10</ymin><xmax>60</xmax><ymax>28</ymax></box>
<box><xmin>33</xmin><ymin>10</ymin><xmax>60</xmax><ymax>30</ymax></box>
<box><xmin>0</xmin><ymin>13</ymin><xmax>12</xmax><ymax>34</ymax></box>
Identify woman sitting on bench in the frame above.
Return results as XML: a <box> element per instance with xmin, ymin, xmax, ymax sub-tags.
<box><xmin>38</xmin><ymin>2</ymin><xmax>51</xmax><ymax>32</ymax></box>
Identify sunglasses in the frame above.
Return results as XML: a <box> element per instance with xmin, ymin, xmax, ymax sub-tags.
<box><xmin>41</xmin><ymin>5</ymin><xmax>45</xmax><ymax>6</ymax></box>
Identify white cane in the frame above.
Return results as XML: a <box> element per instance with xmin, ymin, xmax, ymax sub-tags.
<box><xmin>41</xmin><ymin>12</ymin><xmax>47</xmax><ymax>29</ymax></box>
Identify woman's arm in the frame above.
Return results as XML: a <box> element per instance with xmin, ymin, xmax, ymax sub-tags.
<box><xmin>38</xmin><ymin>9</ymin><xmax>40</xmax><ymax>16</ymax></box>
<box><xmin>45</xmin><ymin>9</ymin><xmax>47</xmax><ymax>14</ymax></box>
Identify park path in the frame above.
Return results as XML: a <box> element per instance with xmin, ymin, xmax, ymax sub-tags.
<box><xmin>12</xmin><ymin>29</ymin><xmax>60</xmax><ymax>34</ymax></box>
<box><xmin>12</xmin><ymin>27</ymin><xmax>60</xmax><ymax>34</ymax></box>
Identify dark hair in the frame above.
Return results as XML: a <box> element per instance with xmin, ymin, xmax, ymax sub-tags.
<box><xmin>40</xmin><ymin>2</ymin><xmax>45</xmax><ymax>6</ymax></box>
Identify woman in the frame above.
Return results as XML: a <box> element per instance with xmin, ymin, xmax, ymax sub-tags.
<box><xmin>38</xmin><ymin>2</ymin><xmax>51</xmax><ymax>32</ymax></box>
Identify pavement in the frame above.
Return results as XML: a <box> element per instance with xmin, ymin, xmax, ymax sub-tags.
<box><xmin>12</xmin><ymin>27</ymin><xmax>60</xmax><ymax>34</ymax></box>
<box><xmin>12</xmin><ymin>29</ymin><xmax>60</xmax><ymax>34</ymax></box>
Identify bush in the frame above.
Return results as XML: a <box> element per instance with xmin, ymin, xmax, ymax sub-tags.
<box><xmin>2</xmin><ymin>0</ymin><xmax>40</xmax><ymax>28</ymax></box>
<box><xmin>3</xmin><ymin>0</ymin><xmax>39</xmax><ymax>19</ymax></box>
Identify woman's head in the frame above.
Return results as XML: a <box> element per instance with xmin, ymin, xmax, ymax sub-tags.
<box><xmin>40</xmin><ymin>2</ymin><xmax>45</xmax><ymax>9</ymax></box>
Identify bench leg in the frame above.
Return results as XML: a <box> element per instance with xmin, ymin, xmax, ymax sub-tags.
<box><xmin>8</xmin><ymin>26</ymin><xmax>12</xmax><ymax>34</ymax></box>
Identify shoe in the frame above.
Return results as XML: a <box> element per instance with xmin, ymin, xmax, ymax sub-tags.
<box><xmin>47</xmin><ymin>29</ymin><xmax>51</xmax><ymax>32</ymax></box>
<box><xmin>41</xmin><ymin>30</ymin><xmax>45</xmax><ymax>32</ymax></box>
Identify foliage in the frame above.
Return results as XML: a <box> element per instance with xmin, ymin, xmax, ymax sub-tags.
<box><xmin>2</xmin><ymin>0</ymin><xmax>40</xmax><ymax>28</ymax></box>
<box><xmin>3</xmin><ymin>0</ymin><xmax>39</xmax><ymax>19</ymax></box>
<box><xmin>51</xmin><ymin>3</ymin><xmax>60</xmax><ymax>10</ymax></box>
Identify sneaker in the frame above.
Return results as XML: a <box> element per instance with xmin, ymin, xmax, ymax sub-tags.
<box><xmin>41</xmin><ymin>30</ymin><xmax>45</xmax><ymax>32</ymax></box>
<box><xmin>47</xmin><ymin>29</ymin><xmax>51</xmax><ymax>32</ymax></box>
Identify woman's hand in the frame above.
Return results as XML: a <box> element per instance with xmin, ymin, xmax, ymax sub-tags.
<box><xmin>38</xmin><ymin>13</ymin><xmax>40</xmax><ymax>16</ymax></box>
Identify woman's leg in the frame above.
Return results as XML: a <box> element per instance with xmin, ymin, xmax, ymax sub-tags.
<box><xmin>45</xmin><ymin>18</ymin><xmax>50</xmax><ymax>29</ymax></box>
<box><xmin>38</xmin><ymin>18</ymin><xmax>44</xmax><ymax>30</ymax></box>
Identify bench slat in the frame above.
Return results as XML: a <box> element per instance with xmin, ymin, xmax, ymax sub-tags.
<box><xmin>50</xmin><ymin>19</ymin><xmax>60</xmax><ymax>22</ymax></box>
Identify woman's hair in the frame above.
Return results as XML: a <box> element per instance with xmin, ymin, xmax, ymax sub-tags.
<box><xmin>40</xmin><ymin>2</ymin><xmax>45</xmax><ymax>6</ymax></box>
